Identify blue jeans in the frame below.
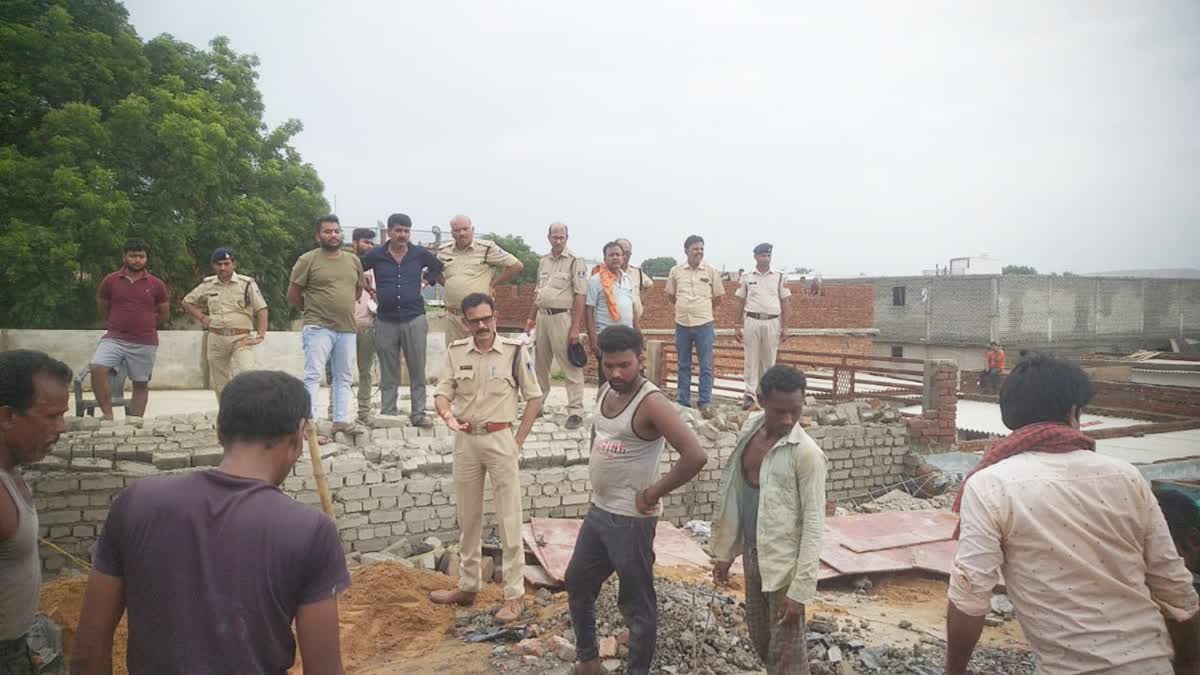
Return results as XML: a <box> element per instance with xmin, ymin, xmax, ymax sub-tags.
<box><xmin>675</xmin><ymin>322</ymin><xmax>714</xmax><ymax>407</ymax></box>
<box><xmin>303</xmin><ymin>325</ymin><xmax>356</xmax><ymax>422</ymax></box>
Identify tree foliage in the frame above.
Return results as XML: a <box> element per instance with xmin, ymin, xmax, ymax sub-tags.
<box><xmin>640</xmin><ymin>256</ymin><xmax>677</xmax><ymax>278</ymax></box>
<box><xmin>1002</xmin><ymin>265</ymin><xmax>1038</xmax><ymax>275</ymax></box>
<box><xmin>483</xmin><ymin>233</ymin><xmax>539</xmax><ymax>285</ymax></box>
<box><xmin>790</xmin><ymin>266</ymin><xmax>813</xmax><ymax>275</ymax></box>
<box><xmin>0</xmin><ymin>0</ymin><xmax>329</xmax><ymax>328</ymax></box>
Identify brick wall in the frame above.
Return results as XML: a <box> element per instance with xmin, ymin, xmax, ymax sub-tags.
<box><xmin>905</xmin><ymin>360</ymin><xmax>958</xmax><ymax>448</ymax></box>
<box><xmin>961</xmin><ymin>368</ymin><xmax>1200</xmax><ymax>419</ymax></box>
<box><xmin>492</xmin><ymin>281</ymin><xmax>874</xmax><ymax>331</ymax></box>
<box><xmin>26</xmin><ymin>406</ymin><xmax>910</xmax><ymax>577</ymax></box>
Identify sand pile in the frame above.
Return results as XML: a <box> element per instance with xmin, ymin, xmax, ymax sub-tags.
<box><xmin>39</xmin><ymin>574</ymin><xmax>130</xmax><ymax>675</ymax></box>
<box><xmin>39</xmin><ymin>562</ymin><xmax>505</xmax><ymax>674</ymax></box>
<box><xmin>332</xmin><ymin>561</ymin><xmax>504</xmax><ymax>673</ymax></box>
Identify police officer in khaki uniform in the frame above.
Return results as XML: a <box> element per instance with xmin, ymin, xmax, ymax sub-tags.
<box><xmin>430</xmin><ymin>292</ymin><xmax>543</xmax><ymax>623</ymax></box>
<box><xmin>524</xmin><ymin>222</ymin><xmax>587</xmax><ymax>429</ymax></box>
<box><xmin>182</xmin><ymin>248</ymin><xmax>268</xmax><ymax>396</ymax></box>
<box><xmin>616</xmin><ymin>238</ymin><xmax>657</xmax><ymax>322</ymax></box>
<box><xmin>436</xmin><ymin>214</ymin><xmax>524</xmax><ymax>344</ymax></box>
<box><xmin>733</xmin><ymin>243</ymin><xmax>792</xmax><ymax>410</ymax></box>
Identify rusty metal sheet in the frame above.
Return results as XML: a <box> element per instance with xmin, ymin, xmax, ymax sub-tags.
<box><xmin>825</xmin><ymin>511</ymin><xmax>958</xmax><ymax>553</ymax></box>
<box><xmin>653</xmin><ymin>521</ymin><xmax>713</xmax><ymax>569</ymax></box>
<box><xmin>523</xmin><ymin>518</ymin><xmax>583</xmax><ymax>583</ymax></box>
<box><xmin>820</xmin><ymin>540</ymin><xmax>913</xmax><ymax>576</ymax></box>
<box><xmin>523</xmin><ymin>563</ymin><xmax>562</xmax><ymax>589</ymax></box>
<box><xmin>523</xmin><ymin>518</ymin><xmax>716</xmax><ymax>583</ymax></box>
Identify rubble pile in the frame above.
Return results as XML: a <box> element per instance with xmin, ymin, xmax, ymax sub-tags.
<box><xmin>851</xmin><ymin>488</ymin><xmax>954</xmax><ymax>513</ymax></box>
<box><xmin>846</xmin><ymin>641</ymin><xmax>1035</xmax><ymax>675</ymax></box>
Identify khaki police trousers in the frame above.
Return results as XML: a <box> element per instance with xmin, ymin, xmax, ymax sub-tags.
<box><xmin>534</xmin><ymin>310</ymin><xmax>584</xmax><ymax>415</ymax></box>
<box><xmin>444</xmin><ymin>313</ymin><xmax>470</xmax><ymax>345</ymax></box>
<box><xmin>207</xmin><ymin>333</ymin><xmax>256</xmax><ymax>396</ymax></box>
<box><xmin>452</xmin><ymin>429</ymin><xmax>525</xmax><ymax>600</ymax></box>
<box><xmin>743</xmin><ymin>316</ymin><xmax>781</xmax><ymax>398</ymax></box>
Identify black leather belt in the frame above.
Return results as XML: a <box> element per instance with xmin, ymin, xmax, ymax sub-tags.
<box><xmin>746</xmin><ymin>312</ymin><xmax>779</xmax><ymax>320</ymax></box>
<box><xmin>540</xmin><ymin>308</ymin><xmax>570</xmax><ymax>315</ymax></box>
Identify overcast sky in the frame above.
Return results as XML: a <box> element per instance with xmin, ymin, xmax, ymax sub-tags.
<box><xmin>122</xmin><ymin>1</ymin><xmax>1200</xmax><ymax>277</ymax></box>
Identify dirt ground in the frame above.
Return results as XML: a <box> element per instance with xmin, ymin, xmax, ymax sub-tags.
<box><xmin>39</xmin><ymin>563</ymin><xmax>1026</xmax><ymax>674</ymax></box>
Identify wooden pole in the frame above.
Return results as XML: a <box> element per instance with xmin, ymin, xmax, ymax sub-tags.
<box><xmin>305</xmin><ymin>422</ymin><xmax>335</xmax><ymax>518</ymax></box>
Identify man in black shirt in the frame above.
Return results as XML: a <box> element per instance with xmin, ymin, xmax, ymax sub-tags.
<box><xmin>360</xmin><ymin>213</ymin><xmax>444</xmax><ymax>427</ymax></box>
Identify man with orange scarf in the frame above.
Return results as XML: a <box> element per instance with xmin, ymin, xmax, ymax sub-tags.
<box><xmin>586</xmin><ymin>242</ymin><xmax>638</xmax><ymax>386</ymax></box>
<box><xmin>946</xmin><ymin>354</ymin><xmax>1198</xmax><ymax>675</ymax></box>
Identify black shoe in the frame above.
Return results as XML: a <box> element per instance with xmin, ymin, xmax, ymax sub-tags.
<box><xmin>565</xmin><ymin>414</ymin><xmax>583</xmax><ymax>429</ymax></box>
<box><xmin>411</xmin><ymin>414</ymin><xmax>434</xmax><ymax>429</ymax></box>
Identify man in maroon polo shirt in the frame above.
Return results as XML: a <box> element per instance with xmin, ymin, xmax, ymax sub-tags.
<box><xmin>89</xmin><ymin>239</ymin><xmax>170</xmax><ymax>419</ymax></box>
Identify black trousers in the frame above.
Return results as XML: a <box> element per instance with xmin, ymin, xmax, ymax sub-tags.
<box><xmin>0</xmin><ymin>637</ymin><xmax>34</xmax><ymax>675</ymax></box>
<box><xmin>565</xmin><ymin>506</ymin><xmax>658</xmax><ymax>674</ymax></box>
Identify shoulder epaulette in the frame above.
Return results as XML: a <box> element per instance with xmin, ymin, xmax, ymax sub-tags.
<box><xmin>202</xmin><ymin>275</ymin><xmax>217</xmax><ymax>282</ymax></box>
<box><xmin>450</xmin><ymin>337</ymin><xmax>473</xmax><ymax>347</ymax></box>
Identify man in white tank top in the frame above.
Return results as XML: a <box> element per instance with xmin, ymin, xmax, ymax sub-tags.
<box><xmin>565</xmin><ymin>326</ymin><xmax>707</xmax><ymax>675</ymax></box>
<box><xmin>0</xmin><ymin>350</ymin><xmax>71</xmax><ymax>673</ymax></box>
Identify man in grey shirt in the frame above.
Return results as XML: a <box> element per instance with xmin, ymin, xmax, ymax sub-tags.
<box><xmin>565</xmin><ymin>326</ymin><xmax>706</xmax><ymax>675</ymax></box>
<box><xmin>0</xmin><ymin>350</ymin><xmax>71</xmax><ymax>674</ymax></box>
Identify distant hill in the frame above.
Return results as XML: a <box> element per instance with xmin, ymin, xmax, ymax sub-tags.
<box><xmin>1085</xmin><ymin>268</ymin><xmax>1200</xmax><ymax>279</ymax></box>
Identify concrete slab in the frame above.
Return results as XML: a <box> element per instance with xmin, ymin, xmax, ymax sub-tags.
<box><xmin>523</xmin><ymin>517</ymin><xmax>715</xmax><ymax>583</ymax></box>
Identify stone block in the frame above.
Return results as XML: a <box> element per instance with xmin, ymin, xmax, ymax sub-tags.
<box><xmin>370</xmin><ymin>483</ymin><xmax>405</xmax><ymax>498</ymax></box>
<box><xmin>152</xmin><ymin>453</ymin><xmax>191</xmax><ymax>470</ymax></box>
<box><xmin>71</xmin><ymin>458</ymin><xmax>114</xmax><ymax>472</ymax></box>
<box><xmin>191</xmin><ymin>447</ymin><xmax>224</xmax><ymax>467</ymax></box>
<box><xmin>408</xmin><ymin>479</ymin><xmax>436</xmax><ymax>494</ymax></box>
<box><xmin>114</xmin><ymin>461</ymin><xmax>157</xmax><ymax>476</ymax></box>
<box><xmin>369</xmin><ymin>510</ymin><xmax>405</xmax><ymax>524</ymax></box>
<box><xmin>79</xmin><ymin>476</ymin><xmax>123</xmax><ymax>491</ymax></box>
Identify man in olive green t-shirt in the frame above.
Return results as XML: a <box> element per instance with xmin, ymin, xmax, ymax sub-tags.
<box><xmin>287</xmin><ymin>215</ymin><xmax>365</xmax><ymax>433</ymax></box>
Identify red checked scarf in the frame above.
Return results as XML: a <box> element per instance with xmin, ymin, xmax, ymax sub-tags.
<box><xmin>952</xmin><ymin>421</ymin><xmax>1095</xmax><ymax>537</ymax></box>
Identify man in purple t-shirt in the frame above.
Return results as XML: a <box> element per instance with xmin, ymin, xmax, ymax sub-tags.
<box><xmin>89</xmin><ymin>239</ymin><xmax>170</xmax><ymax>419</ymax></box>
<box><xmin>72</xmin><ymin>371</ymin><xmax>351</xmax><ymax>675</ymax></box>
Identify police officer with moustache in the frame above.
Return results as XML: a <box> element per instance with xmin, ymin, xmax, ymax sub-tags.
<box><xmin>182</xmin><ymin>248</ymin><xmax>269</xmax><ymax>397</ymax></box>
<box><xmin>431</xmin><ymin>293</ymin><xmax>543</xmax><ymax>623</ymax></box>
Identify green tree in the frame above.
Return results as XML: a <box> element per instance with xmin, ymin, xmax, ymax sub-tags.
<box><xmin>641</xmin><ymin>256</ymin><xmax>676</xmax><ymax>278</ymax></box>
<box><xmin>484</xmin><ymin>233</ymin><xmax>539</xmax><ymax>284</ymax></box>
<box><xmin>790</xmin><ymin>266</ymin><xmax>813</xmax><ymax>275</ymax></box>
<box><xmin>0</xmin><ymin>1</ymin><xmax>329</xmax><ymax>328</ymax></box>
<box><xmin>1002</xmin><ymin>265</ymin><xmax>1038</xmax><ymax>275</ymax></box>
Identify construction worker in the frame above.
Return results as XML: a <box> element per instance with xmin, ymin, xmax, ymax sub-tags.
<box><xmin>712</xmin><ymin>365</ymin><xmax>825</xmax><ymax>675</ymax></box>
<box><xmin>980</xmin><ymin>341</ymin><xmax>1006</xmax><ymax>393</ymax></box>
<box><xmin>566</xmin><ymin>325</ymin><xmax>707</xmax><ymax>675</ymax></box>
<box><xmin>0</xmin><ymin>350</ymin><xmax>70</xmax><ymax>674</ymax></box>
<box><xmin>947</xmin><ymin>355</ymin><xmax>1198</xmax><ymax>674</ymax></box>
<box><xmin>525</xmin><ymin>222</ymin><xmax>587</xmax><ymax>429</ymax></box>
<box><xmin>435</xmin><ymin>214</ymin><xmax>524</xmax><ymax>344</ymax></box>
<box><xmin>733</xmin><ymin>243</ymin><xmax>791</xmax><ymax>411</ymax></box>
<box><xmin>182</xmin><ymin>247</ymin><xmax>269</xmax><ymax>397</ymax></box>
<box><xmin>431</xmin><ymin>293</ymin><xmax>543</xmax><ymax>622</ymax></box>
<box><xmin>72</xmin><ymin>371</ymin><xmax>350</xmax><ymax>673</ymax></box>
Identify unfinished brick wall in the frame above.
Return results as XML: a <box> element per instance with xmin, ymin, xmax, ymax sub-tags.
<box><xmin>492</xmin><ymin>281</ymin><xmax>874</xmax><ymax>331</ymax></box>
<box><xmin>25</xmin><ymin>407</ymin><xmax>911</xmax><ymax>576</ymax></box>
<box><xmin>961</xmin><ymin>369</ymin><xmax>1200</xmax><ymax>419</ymax></box>
<box><xmin>905</xmin><ymin>360</ymin><xmax>958</xmax><ymax>448</ymax></box>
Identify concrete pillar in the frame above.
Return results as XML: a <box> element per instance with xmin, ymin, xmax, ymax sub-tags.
<box><xmin>646</xmin><ymin>340</ymin><xmax>665</xmax><ymax>387</ymax></box>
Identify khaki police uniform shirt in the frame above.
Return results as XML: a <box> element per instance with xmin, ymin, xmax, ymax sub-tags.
<box><xmin>665</xmin><ymin>261</ymin><xmax>725</xmax><ymax>327</ymax></box>
<box><xmin>628</xmin><ymin>265</ymin><xmax>655</xmax><ymax>292</ymax></box>
<box><xmin>182</xmin><ymin>272</ymin><xmax>268</xmax><ymax>330</ymax></box>
<box><xmin>534</xmin><ymin>249</ymin><xmax>588</xmax><ymax>310</ymax></box>
<box><xmin>735</xmin><ymin>268</ymin><xmax>791</xmax><ymax>316</ymax></box>
<box><xmin>436</xmin><ymin>336</ymin><xmax>543</xmax><ymax>425</ymax></box>
<box><xmin>438</xmin><ymin>239</ymin><xmax>521</xmax><ymax>311</ymax></box>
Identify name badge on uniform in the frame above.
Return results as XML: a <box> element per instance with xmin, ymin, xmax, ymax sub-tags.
<box><xmin>490</xmin><ymin>366</ymin><xmax>497</xmax><ymax>377</ymax></box>
<box><xmin>459</xmin><ymin>365</ymin><xmax>473</xmax><ymax>371</ymax></box>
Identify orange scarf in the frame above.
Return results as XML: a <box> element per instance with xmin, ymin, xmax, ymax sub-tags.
<box><xmin>592</xmin><ymin>264</ymin><xmax>622</xmax><ymax>322</ymax></box>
